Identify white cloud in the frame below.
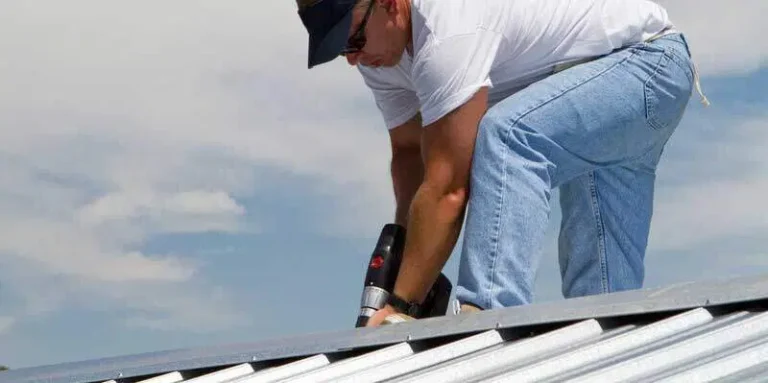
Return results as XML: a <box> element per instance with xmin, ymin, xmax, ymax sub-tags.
<box><xmin>76</xmin><ymin>190</ymin><xmax>246</xmax><ymax>234</ymax></box>
<box><xmin>650</xmin><ymin>115</ymin><xmax>768</xmax><ymax>251</ymax></box>
<box><xmin>0</xmin><ymin>0</ymin><xmax>392</xmax><ymax>334</ymax></box>
<box><xmin>656</xmin><ymin>0</ymin><xmax>768</xmax><ymax>76</ymax></box>
<box><xmin>652</xmin><ymin>177</ymin><xmax>768</xmax><ymax>250</ymax></box>
<box><xmin>0</xmin><ymin>317</ymin><xmax>14</xmax><ymax>335</ymax></box>
<box><xmin>1</xmin><ymin>221</ymin><xmax>196</xmax><ymax>284</ymax></box>
<box><xmin>0</xmin><ymin>0</ymin><xmax>763</xmax><ymax>337</ymax></box>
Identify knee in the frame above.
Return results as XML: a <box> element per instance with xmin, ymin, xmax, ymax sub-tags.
<box><xmin>477</xmin><ymin>108</ymin><xmax>544</xmax><ymax>158</ymax></box>
<box><xmin>477</xmin><ymin>110</ymin><xmax>507</xmax><ymax>144</ymax></box>
<box><xmin>473</xmin><ymin>110</ymin><xmax>513</xmax><ymax>164</ymax></box>
<box><xmin>478</xmin><ymin>109</ymin><xmax>554</xmax><ymax>179</ymax></box>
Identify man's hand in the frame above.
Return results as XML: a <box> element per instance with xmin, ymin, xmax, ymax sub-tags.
<box><xmin>392</xmin><ymin>87</ymin><xmax>489</xmax><ymax>306</ymax></box>
<box><xmin>364</xmin><ymin>304</ymin><xmax>398</xmax><ymax>327</ymax></box>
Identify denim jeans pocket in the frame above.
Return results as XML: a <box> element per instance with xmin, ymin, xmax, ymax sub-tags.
<box><xmin>644</xmin><ymin>50</ymin><xmax>693</xmax><ymax>131</ymax></box>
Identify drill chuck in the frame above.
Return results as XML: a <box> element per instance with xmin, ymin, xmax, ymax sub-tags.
<box><xmin>356</xmin><ymin>286</ymin><xmax>389</xmax><ymax>327</ymax></box>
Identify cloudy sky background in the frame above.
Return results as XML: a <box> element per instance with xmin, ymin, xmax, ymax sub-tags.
<box><xmin>0</xmin><ymin>0</ymin><xmax>766</xmax><ymax>369</ymax></box>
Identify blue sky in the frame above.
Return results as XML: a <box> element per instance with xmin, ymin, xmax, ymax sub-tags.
<box><xmin>0</xmin><ymin>0</ymin><xmax>766</xmax><ymax>370</ymax></box>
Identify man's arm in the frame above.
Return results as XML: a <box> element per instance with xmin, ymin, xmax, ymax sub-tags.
<box><xmin>389</xmin><ymin>113</ymin><xmax>424</xmax><ymax>227</ymax></box>
<box><xmin>393</xmin><ymin>87</ymin><xmax>488</xmax><ymax>305</ymax></box>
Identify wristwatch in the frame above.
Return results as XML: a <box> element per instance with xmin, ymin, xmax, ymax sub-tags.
<box><xmin>387</xmin><ymin>293</ymin><xmax>423</xmax><ymax>318</ymax></box>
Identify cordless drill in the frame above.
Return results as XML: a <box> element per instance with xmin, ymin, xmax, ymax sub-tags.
<box><xmin>355</xmin><ymin>223</ymin><xmax>453</xmax><ymax>327</ymax></box>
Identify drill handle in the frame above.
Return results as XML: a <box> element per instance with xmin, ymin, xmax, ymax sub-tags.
<box><xmin>362</xmin><ymin>224</ymin><xmax>405</xmax><ymax>291</ymax></box>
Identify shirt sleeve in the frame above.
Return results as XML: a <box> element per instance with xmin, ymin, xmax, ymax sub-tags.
<box><xmin>411</xmin><ymin>30</ymin><xmax>504</xmax><ymax>126</ymax></box>
<box><xmin>358</xmin><ymin>65</ymin><xmax>421</xmax><ymax>130</ymax></box>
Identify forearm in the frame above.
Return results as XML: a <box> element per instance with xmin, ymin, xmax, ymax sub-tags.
<box><xmin>391</xmin><ymin>147</ymin><xmax>424</xmax><ymax>227</ymax></box>
<box><xmin>393</xmin><ymin>181</ymin><xmax>467</xmax><ymax>304</ymax></box>
<box><xmin>384</xmin><ymin>89</ymin><xmax>486</xmax><ymax>309</ymax></box>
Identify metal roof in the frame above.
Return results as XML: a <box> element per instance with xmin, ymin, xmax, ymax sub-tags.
<box><xmin>4</xmin><ymin>272</ymin><xmax>768</xmax><ymax>383</ymax></box>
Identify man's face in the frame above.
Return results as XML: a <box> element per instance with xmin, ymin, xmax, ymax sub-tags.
<box><xmin>344</xmin><ymin>0</ymin><xmax>408</xmax><ymax>68</ymax></box>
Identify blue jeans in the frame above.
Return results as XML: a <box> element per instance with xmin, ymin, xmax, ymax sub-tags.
<box><xmin>456</xmin><ymin>33</ymin><xmax>695</xmax><ymax>310</ymax></box>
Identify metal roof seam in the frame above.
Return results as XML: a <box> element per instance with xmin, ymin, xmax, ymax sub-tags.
<box><xmin>274</xmin><ymin>342</ymin><xmax>414</xmax><ymax>383</ymax></box>
<box><xmin>483</xmin><ymin>307</ymin><xmax>715</xmax><ymax>383</ymax></box>
<box><xmin>391</xmin><ymin>319</ymin><xmax>605</xmax><ymax>383</ymax></box>
<box><xmin>338</xmin><ymin>330</ymin><xmax>508</xmax><ymax>383</ymax></box>
<box><xmin>651</xmin><ymin>337</ymin><xmax>768</xmax><ymax>382</ymax></box>
<box><xmin>546</xmin><ymin>309</ymin><xmax>755</xmax><ymax>382</ymax></box>
<box><xmin>563</xmin><ymin>310</ymin><xmax>768</xmax><ymax>382</ymax></box>
<box><xmin>227</xmin><ymin>354</ymin><xmax>331</xmax><ymax>383</ymax></box>
<box><xmin>134</xmin><ymin>371</ymin><xmax>184</xmax><ymax>383</ymax></box>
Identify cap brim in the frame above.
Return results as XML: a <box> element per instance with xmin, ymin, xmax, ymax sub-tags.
<box><xmin>307</xmin><ymin>8</ymin><xmax>354</xmax><ymax>68</ymax></box>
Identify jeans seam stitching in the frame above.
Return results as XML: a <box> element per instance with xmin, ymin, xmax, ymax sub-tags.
<box><xmin>589</xmin><ymin>171</ymin><xmax>609</xmax><ymax>293</ymax></box>
<box><xmin>485</xmin><ymin>130</ymin><xmax>506</xmax><ymax>309</ymax></box>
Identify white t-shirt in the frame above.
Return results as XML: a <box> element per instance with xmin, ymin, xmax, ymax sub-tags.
<box><xmin>358</xmin><ymin>0</ymin><xmax>674</xmax><ymax>129</ymax></box>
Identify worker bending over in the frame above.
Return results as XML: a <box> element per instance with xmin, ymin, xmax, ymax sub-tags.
<box><xmin>296</xmin><ymin>0</ymin><xmax>706</xmax><ymax>326</ymax></box>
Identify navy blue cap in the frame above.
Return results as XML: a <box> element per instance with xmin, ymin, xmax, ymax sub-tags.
<box><xmin>298</xmin><ymin>0</ymin><xmax>357</xmax><ymax>68</ymax></box>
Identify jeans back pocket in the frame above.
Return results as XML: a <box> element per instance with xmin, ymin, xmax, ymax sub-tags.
<box><xmin>644</xmin><ymin>49</ymin><xmax>695</xmax><ymax>132</ymax></box>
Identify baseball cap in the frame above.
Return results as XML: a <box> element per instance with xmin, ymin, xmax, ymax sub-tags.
<box><xmin>297</xmin><ymin>0</ymin><xmax>357</xmax><ymax>68</ymax></box>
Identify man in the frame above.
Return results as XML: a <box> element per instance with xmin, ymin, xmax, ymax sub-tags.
<box><xmin>296</xmin><ymin>0</ymin><xmax>707</xmax><ymax>326</ymax></box>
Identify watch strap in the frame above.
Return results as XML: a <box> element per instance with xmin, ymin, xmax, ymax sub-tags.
<box><xmin>388</xmin><ymin>293</ymin><xmax>423</xmax><ymax>318</ymax></box>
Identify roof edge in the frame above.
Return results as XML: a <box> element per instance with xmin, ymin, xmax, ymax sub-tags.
<box><xmin>4</xmin><ymin>272</ymin><xmax>768</xmax><ymax>383</ymax></box>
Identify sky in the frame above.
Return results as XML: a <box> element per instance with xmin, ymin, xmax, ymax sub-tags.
<box><xmin>0</xmin><ymin>0</ymin><xmax>766</xmax><ymax>370</ymax></box>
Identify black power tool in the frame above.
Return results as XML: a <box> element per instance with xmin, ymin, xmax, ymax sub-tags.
<box><xmin>355</xmin><ymin>223</ymin><xmax>453</xmax><ymax>327</ymax></box>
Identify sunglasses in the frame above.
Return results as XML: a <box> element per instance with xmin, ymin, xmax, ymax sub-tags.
<box><xmin>340</xmin><ymin>0</ymin><xmax>375</xmax><ymax>56</ymax></box>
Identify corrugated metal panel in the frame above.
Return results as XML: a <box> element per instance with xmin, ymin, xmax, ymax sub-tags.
<box><xmin>74</xmin><ymin>306</ymin><xmax>768</xmax><ymax>382</ymax></box>
<box><xmin>135</xmin><ymin>371</ymin><xmax>183</xmax><ymax>383</ymax></box>
<box><xmin>6</xmin><ymin>273</ymin><xmax>768</xmax><ymax>383</ymax></box>
<box><xmin>182</xmin><ymin>363</ymin><xmax>255</xmax><ymax>383</ymax></box>
<box><xmin>229</xmin><ymin>355</ymin><xmax>330</xmax><ymax>383</ymax></box>
<box><xmin>563</xmin><ymin>311</ymin><xmax>768</xmax><ymax>382</ymax></box>
<box><xmin>334</xmin><ymin>329</ymin><xmax>505</xmax><ymax>383</ymax></box>
<box><xmin>276</xmin><ymin>342</ymin><xmax>414</xmax><ymax>382</ymax></box>
<box><xmin>466</xmin><ymin>307</ymin><xmax>715</xmax><ymax>382</ymax></box>
<box><xmin>392</xmin><ymin>319</ymin><xmax>611</xmax><ymax>383</ymax></box>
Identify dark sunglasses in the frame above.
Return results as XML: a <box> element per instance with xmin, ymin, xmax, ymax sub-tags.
<box><xmin>340</xmin><ymin>0</ymin><xmax>375</xmax><ymax>56</ymax></box>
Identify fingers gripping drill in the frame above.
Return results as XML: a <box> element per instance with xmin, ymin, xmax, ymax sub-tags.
<box><xmin>355</xmin><ymin>224</ymin><xmax>453</xmax><ymax>327</ymax></box>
